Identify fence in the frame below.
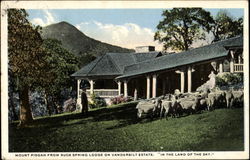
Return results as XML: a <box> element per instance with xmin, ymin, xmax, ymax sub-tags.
<box><xmin>234</xmin><ymin>64</ymin><xmax>243</xmax><ymax>73</ymax></box>
<box><xmin>86</xmin><ymin>89</ymin><xmax>119</xmax><ymax>98</ymax></box>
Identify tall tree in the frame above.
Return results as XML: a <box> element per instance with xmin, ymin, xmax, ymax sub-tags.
<box><xmin>154</xmin><ymin>8</ymin><xmax>214</xmax><ymax>51</ymax></box>
<box><xmin>40</xmin><ymin>39</ymin><xmax>79</xmax><ymax>115</ymax></box>
<box><xmin>8</xmin><ymin>9</ymin><xmax>48</xmax><ymax>125</ymax></box>
<box><xmin>212</xmin><ymin>10</ymin><xmax>243</xmax><ymax>42</ymax></box>
<box><xmin>8</xmin><ymin>69</ymin><xmax>19</xmax><ymax>121</ymax></box>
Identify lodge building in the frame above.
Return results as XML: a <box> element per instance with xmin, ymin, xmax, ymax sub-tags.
<box><xmin>71</xmin><ymin>36</ymin><xmax>244</xmax><ymax>106</ymax></box>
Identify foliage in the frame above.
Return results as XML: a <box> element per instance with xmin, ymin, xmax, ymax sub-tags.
<box><xmin>8</xmin><ymin>9</ymin><xmax>47</xmax><ymax>89</ymax></box>
<box><xmin>154</xmin><ymin>8</ymin><xmax>214</xmax><ymax>51</ymax></box>
<box><xmin>212</xmin><ymin>10</ymin><xmax>243</xmax><ymax>42</ymax></box>
<box><xmin>110</xmin><ymin>95</ymin><xmax>132</xmax><ymax>105</ymax></box>
<box><xmin>8</xmin><ymin>9</ymin><xmax>79</xmax><ymax>124</ymax></box>
<box><xmin>89</xmin><ymin>93</ymin><xmax>107</xmax><ymax>108</ymax></box>
<box><xmin>78</xmin><ymin>52</ymin><xmax>96</xmax><ymax>67</ymax></box>
<box><xmin>8</xmin><ymin>9</ymin><xmax>49</xmax><ymax>124</ymax></box>
<box><xmin>216</xmin><ymin>73</ymin><xmax>243</xmax><ymax>87</ymax></box>
<box><xmin>9</xmin><ymin>104</ymin><xmax>243</xmax><ymax>151</ymax></box>
<box><xmin>40</xmin><ymin>38</ymin><xmax>79</xmax><ymax>114</ymax></box>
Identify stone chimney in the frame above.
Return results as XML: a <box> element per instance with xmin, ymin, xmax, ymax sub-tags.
<box><xmin>135</xmin><ymin>46</ymin><xmax>155</xmax><ymax>53</ymax></box>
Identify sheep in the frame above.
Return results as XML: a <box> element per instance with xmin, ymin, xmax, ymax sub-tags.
<box><xmin>172</xmin><ymin>100</ymin><xmax>184</xmax><ymax>118</ymax></box>
<box><xmin>152</xmin><ymin>97</ymin><xmax>164</xmax><ymax>117</ymax></box>
<box><xmin>197</xmin><ymin>90</ymin><xmax>209</xmax><ymax>99</ymax></box>
<box><xmin>176</xmin><ymin>97</ymin><xmax>200</xmax><ymax>115</ymax></box>
<box><xmin>160</xmin><ymin>95</ymin><xmax>177</xmax><ymax>119</ymax></box>
<box><xmin>207</xmin><ymin>91</ymin><xmax>226</xmax><ymax>110</ymax></box>
<box><xmin>136</xmin><ymin>99</ymin><xmax>161</xmax><ymax>118</ymax></box>
<box><xmin>197</xmin><ymin>97</ymin><xmax>209</xmax><ymax>111</ymax></box>
<box><xmin>225</xmin><ymin>90</ymin><xmax>234</xmax><ymax>108</ymax></box>
<box><xmin>232</xmin><ymin>90</ymin><xmax>244</xmax><ymax>107</ymax></box>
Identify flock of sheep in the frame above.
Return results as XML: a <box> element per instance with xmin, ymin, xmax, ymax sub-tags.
<box><xmin>136</xmin><ymin>88</ymin><xmax>244</xmax><ymax>119</ymax></box>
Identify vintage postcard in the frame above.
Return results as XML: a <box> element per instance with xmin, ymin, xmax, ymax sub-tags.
<box><xmin>1</xmin><ymin>0</ymin><xmax>249</xmax><ymax>159</ymax></box>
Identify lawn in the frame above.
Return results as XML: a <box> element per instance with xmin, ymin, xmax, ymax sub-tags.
<box><xmin>9</xmin><ymin>102</ymin><xmax>244</xmax><ymax>152</ymax></box>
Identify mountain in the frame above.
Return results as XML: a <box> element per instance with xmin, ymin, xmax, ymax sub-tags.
<box><xmin>41</xmin><ymin>21</ymin><xmax>134</xmax><ymax>58</ymax></box>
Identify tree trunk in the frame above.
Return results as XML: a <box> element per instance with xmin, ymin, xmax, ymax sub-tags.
<box><xmin>54</xmin><ymin>103</ymin><xmax>59</xmax><ymax>114</ymax></box>
<box><xmin>19</xmin><ymin>85</ymin><xmax>33</xmax><ymax>126</ymax></box>
<box><xmin>9</xmin><ymin>93</ymin><xmax>18</xmax><ymax>121</ymax></box>
<box><xmin>44</xmin><ymin>93</ymin><xmax>52</xmax><ymax>116</ymax></box>
<box><xmin>53</xmin><ymin>97</ymin><xmax>59</xmax><ymax>114</ymax></box>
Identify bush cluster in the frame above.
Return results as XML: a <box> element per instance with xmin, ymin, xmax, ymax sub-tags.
<box><xmin>110</xmin><ymin>95</ymin><xmax>132</xmax><ymax>105</ymax></box>
<box><xmin>216</xmin><ymin>73</ymin><xmax>243</xmax><ymax>87</ymax></box>
<box><xmin>63</xmin><ymin>98</ymin><xmax>77</xmax><ymax>112</ymax></box>
<box><xmin>89</xmin><ymin>93</ymin><xmax>107</xmax><ymax>109</ymax></box>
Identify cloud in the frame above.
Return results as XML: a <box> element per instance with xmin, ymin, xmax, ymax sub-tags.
<box><xmin>76</xmin><ymin>21</ymin><xmax>163</xmax><ymax>50</ymax></box>
<box><xmin>31</xmin><ymin>10</ymin><xmax>56</xmax><ymax>27</ymax></box>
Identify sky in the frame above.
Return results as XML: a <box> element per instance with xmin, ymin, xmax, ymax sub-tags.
<box><xmin>27</xmin><ymin>9</ymin><xmax>244</xmax><ymax>50</ymax></box>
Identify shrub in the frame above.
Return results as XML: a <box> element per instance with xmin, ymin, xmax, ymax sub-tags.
<box><xmin>110</xmin><ymin>95</ymin><xmax>133</xmax><ymax>105</ymax></box>
<box><xmin>216</xmin><ymin>73</ymin><xmax>243</xmax><ymax>88</ymax></box>
<box><xmin>63</xmin><ymin>98</ymin><xmax>77</xmax><ymax>112</ymax></box>
<box><xmin>89</xmin><ymin>93</ymin><xmax>107</xmax><ymax>109</ymax></box>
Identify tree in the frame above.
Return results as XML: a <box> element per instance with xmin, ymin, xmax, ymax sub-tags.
<box><xmin>211</xmin><ymin>10</ymin><xmax>243</xmax><ymax>42</ymax></box>
<box><xmin>8</xmin><ymin>9</ymin><xmax>48</xmax><ymax>125</ymax></box>
<box><xmin>154</xmin><ymin>8</ymin><xmax>214</xmax><ymax>51</ymax></box>
<box><xmin>40</xmin><ymin>39</ymin><xmax>79</xmax><ymax>115</ymax></box>
<box><xmin>8</xmin><ymin>69</ymin><xmax>19</xmax><ymax>121</ymax></box>
<box><xmin>78</xmin><ymin>52</ymin><xmax>96</xmax><ymax>67</ymax></box>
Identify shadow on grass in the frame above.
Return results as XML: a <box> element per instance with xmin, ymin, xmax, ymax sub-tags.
<box><xmin>11</xmin><ymin>101</ymin><xmax>202</xmax><ymax>130</ymax></box>
<box><xmin>10</xmin><ymin>102</ymin><xmax>143</xmax><ymax>129</ymax></box>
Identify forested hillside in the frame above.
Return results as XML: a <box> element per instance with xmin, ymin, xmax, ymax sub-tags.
<box><xmin>41</xmin><ymin>21</ymin><xmax>134</xmax><ymax>66</ymax></box>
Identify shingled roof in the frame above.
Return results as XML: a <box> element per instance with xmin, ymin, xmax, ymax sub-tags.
<box><xmin>134</xmin><ymin>51</ymin><xmax>162</xmax><ymax>62</ymax></box>
<box><xmin>116</xmin><ymin>35</ymin><xmax>243</xmax><ymax>79</ymax></box>
<box><xmin>72</xmin><ymin>36</ymin><xmax>242</xmax><ymax>79</ymax></box>
<box><xmin>71</xmin><ymin>51</ymin><xmax>161</xmax><ymax>78</ymax></box>
<box><xmin>71</xmin><ymin>54</ymin><xmax>122</xmax><ymax>78</ymax></box>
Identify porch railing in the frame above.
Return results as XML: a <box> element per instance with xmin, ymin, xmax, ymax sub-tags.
<box><xmin>234</xmin><ymin>64</ymin><xmax>243</xmax><ymax>73</ymax></box>
<box><xmin>86</xmin><ymin>89</ymin><xmax>119</xmax><ymax>98</ymax></box>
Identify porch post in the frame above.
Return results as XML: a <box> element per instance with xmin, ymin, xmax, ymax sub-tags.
<box><xmin>77</xmin><ymin>79</ymin><xmax>81</xmax><ymax>98</ymax></box>
<box><xmin>90</xmin><ymin>79</ymin><xmax>94</xmax><ymax>94</ymax></box>
<box><xmin>230</xmin><ymin>50</ymin><xmax>234</xmax><ymax>73</ymax></box>
<box><xmin>146</xmin><ymin>75</ymin><xmax>151</xmax><ymax>99</ymax></box>
<box><xmin>76</xmin><ymin>79</ymin><xmax>82</xmax><ymax>109</ymax></box>
<box><xmin>134</xmin><ymin>88</ymin><xmax>138</xmax><ymax>101</ymax></box>
<box><xmin>118</xmin><ymin>81</ymin><xmax>122</xmax><ymax>95</ymax></box>
<box><xmin>176</xmin><ymin>70</ymin><xmax>185</xmax><ymax>93</ymax></box>
<box><xmin>181</xmin><ymin>72</ymin><xmax>185</xmax><ymax>93</ymax></box>
<box><xmin>152</xmin><ymin>74</ymin><xmax>157</xmax><ymax>98</ymax></box>
<box><xmin>187</xmin><ymin>66</ymin><xmax>192</xmax><ymax>93</ymax></box>
<box><xmin>124</xmin><ymin>80</ymin><xmax>128</xmax><ymax>97</ymax></box>
<box><xmin>219</xmin><ymin>61</ymin><xmax>223</xmax><ymax>73</ymax></box>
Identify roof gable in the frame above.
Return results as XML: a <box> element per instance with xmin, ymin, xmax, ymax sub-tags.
<box><xmin>71</xmin><ymin>54</ymin><xmax>121</xmax><ymax>78</ymax></box>
<box><xmin>107</xmin><ymin>52</ymin><xmax>137</xmax><ymax>72</ymax></box>
<box><xmin>89</xmin><ymin>54</ymin><xmax>121</xmax><ymax>76</ymax></box>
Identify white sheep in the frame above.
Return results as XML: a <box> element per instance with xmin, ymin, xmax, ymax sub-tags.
<box><xmin>136</xmin><ymin>99</ymin><xmax>161</xmax><ymax>118</ymax></box>
<box><xmin>207</xmin><ymin>91</ymin><xmax>226</xmax><ymax>110</ymax></box>
<box><xmin>177</xmin><ymin>97</ymin><xmax>200</xmax><ymax>115</ymax></box>
<box><xmin>160</xmin><ymin>95</ymin><xmax>177</xmax><ymax>119</ymax></box>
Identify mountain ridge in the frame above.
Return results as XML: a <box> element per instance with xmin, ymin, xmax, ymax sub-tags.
<box><xmin>41</xmin><ymin>21</ymin><xmax>134</xmax><ymax>59</ymax></box>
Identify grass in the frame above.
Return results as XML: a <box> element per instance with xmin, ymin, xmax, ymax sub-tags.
<box><xmin>9</xmin><ymin>102</ymin><xmax>244</xmax><ymax>152</ymax></box>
